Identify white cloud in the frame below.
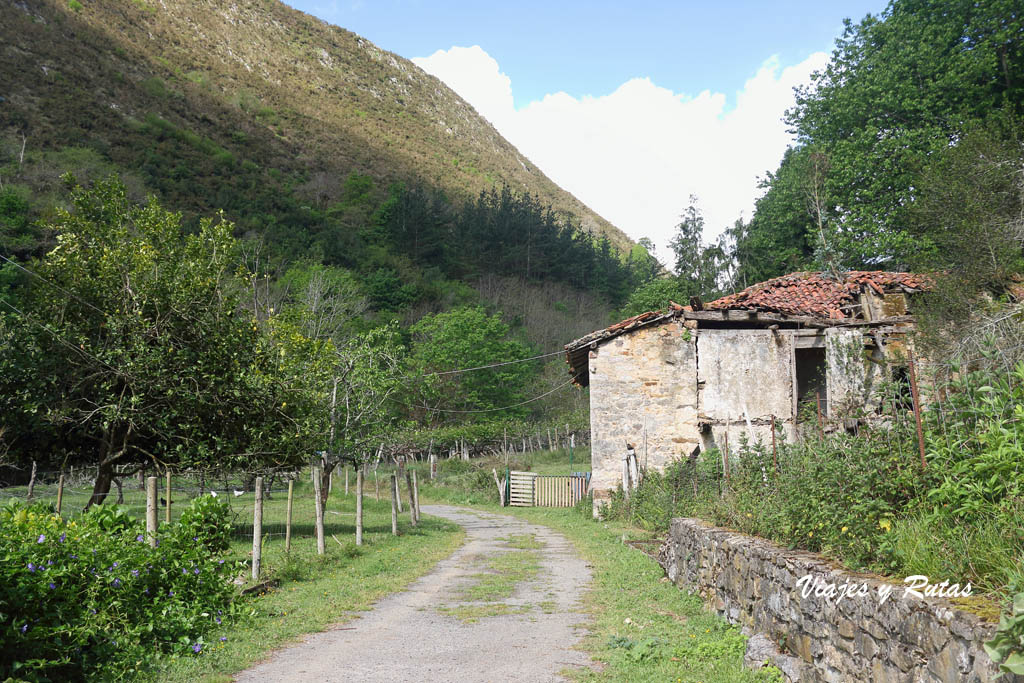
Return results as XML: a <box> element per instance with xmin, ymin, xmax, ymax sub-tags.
<box><xmin>413</xmin><ymin>46</ymin><xmax>827</xmax><ymax>263</ymax></box>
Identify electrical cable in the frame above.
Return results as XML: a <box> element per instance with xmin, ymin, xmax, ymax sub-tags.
<box><xmin>397</xmin><ymin>372</ymin><xmax>581</xmax><ymax>414</ymax></box>
<box><xmin>0</xmin><ymin>253</ymin><xmax>108</xmax><ymax>317</ymax></box>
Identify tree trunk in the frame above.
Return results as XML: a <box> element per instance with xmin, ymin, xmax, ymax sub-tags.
<box><xmin>318</xmin><ymin>461</ymin><xmax>334</xmax><ymax>511</ymax></box>
<box><xmin>114</xmin><ymin>477</ymin><xmax>124</xmax><ymax>504</ymax></box>
<box><xmin>26</xmin><ymin>460</ymin><xmax>37</xmax><ymax>502</ymax></box>
<box><xmin>86</xmin><ymin>462</ymin><xmax>114</xmax><ymax>509</ymax></box>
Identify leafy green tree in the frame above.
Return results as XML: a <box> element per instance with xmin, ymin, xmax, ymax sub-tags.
<box><xmin>410</xmin><ymin>306</ymin><xmax>535</xmax><ymax>423</ymax></box>
<box><xmin>0</xmin><ymin>177</ymin><xmax>310</xmax><ymax>505</ymax></box>
<box><xmin>668</xmin><ymin>197</ymin><xmax>724</xmax><ymax>299</ymax></box>
<box><xmin>780</xmin><ymin>0</ymin><xmax>1024</xmax><ymax>266</ymax></box>
<box><xmin>730</xmin><ymin>147</ymin><xmax>821</xmax><ymax>284</ymax></box>
<box><xmin>618</xmin><ymin>278</ymin><xmax>690</xmax><ymax>318</ymax></box>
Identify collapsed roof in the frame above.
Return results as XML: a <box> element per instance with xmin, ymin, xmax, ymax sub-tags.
<box><xmin>564</xmin><ymin>270</ymin><xmax>931</xmax><ymax>387</ymax></box>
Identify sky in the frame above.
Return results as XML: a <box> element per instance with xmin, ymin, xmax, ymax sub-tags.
<box><xmin>286</xmin><ymin>0</ymin><xmax>889</xmax><ymax>262</ymax></box>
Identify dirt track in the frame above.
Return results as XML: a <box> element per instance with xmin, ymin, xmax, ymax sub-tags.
<box><xmin>235</xmin><ymin>505</ymin><xmax>593</xmax><ymax>682</ymax></box>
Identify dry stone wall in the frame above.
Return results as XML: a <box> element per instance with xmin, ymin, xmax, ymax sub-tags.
<box><xmin>659</xmin><ymin>518</ymin><xmax>1017</xmax><ymax>683</ymax></box>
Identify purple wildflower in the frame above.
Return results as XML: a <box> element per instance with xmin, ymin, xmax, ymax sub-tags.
<box><xmin>192</xmin><ymin>643</ymin><xmax>202</xmax><ymax>654</ymax></box>
<box><xmin>112</xmin><ymin>579</ymin><xmax>121</xmax><ymax>587</ymax></box>
<box><xmin>168</xmin><ymin>590</ymin><xmax>174</xmax><ymax>597</ymax></box>
<box><xmin>193</xmin><ymin>567</ymin><xmax>200</xmax><ymax>575</ymax></box>
<box><xmin>136</xmin><ymin>534</ymin><xmax>144</xmax><ymax>542</ymax></box>
<box><xmin>143</xmin><ymin>588</ymin><xmax>149</xmax><ymax>595</ymax></box>
<box><xmin>182</xmin><ymin>568</ymin><xmax>187</xmax><ymax>575</ymax></box>
<box><xmin>27</xmin><ymin>563</ymin><xmax>36</xmax><ymax>573</ymax></box>
<box><xmin>70</xmin><ymin>554</ymin><xmax>77</xmax><ymax>559</ymax></box>
<box><xmin>48</xmin><ymin>582</ymin><xmax>56</xmax><ymax>590</ymax></box>
<box><xmin>20</xmin><ymin>624</ymin><xmax>27</xmax><ymax>634</ymax></box>
<box><xmin>90</xmin><ymin>608</ymin><xmax>97</xmax><ymax>614</ymax></box>
<box><xmin>193</xmin><ymin>536</ymin><xmax>199</xmax><ymax>541</ymax></box>
<box><xmin>36</xmin><ymin>534</ymin><xmax>45</xmax><ymax>543</ymax></box>
<box><xmin>47</xmin><ymin>560</ymin><xmax>53</xmax><ymax>566</ymax></box>
<box><xmin>218</xmin><ymin>559</ymin><xmax>224</xmax><ymax>565</ymax></box>
<box><xmin>215</xmin><ymin>617</ymin><xmax>221</xmax><ymax>625</ymax></box>
<box><xmin>220</xmin><ymin>637</ymin><xmax>227</xmax><ymax>642</ymax></box>
<box><xmin>59</xmin><ymin>532</ymin><xmax>66</xmax><ymax>543</ymax></box>
<box><xmin>131</xmin><ymin>569</ymin><xmax>139</xmax><ymax>577</ymax></box>
<box><xmin>112</xmin><ymin>562</ymin><xmax>118</xmax><ymax>568</ymax></box>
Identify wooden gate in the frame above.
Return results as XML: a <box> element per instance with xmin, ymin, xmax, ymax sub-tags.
<box><xmin>508</xmin><ymin>471</ymin><xmax>590</xmax><ymax>507</ymax></box>
<box><xmin>509</xmin><ymin>470</ymin><xmax>536</xmax><ymax>507</ymax></box>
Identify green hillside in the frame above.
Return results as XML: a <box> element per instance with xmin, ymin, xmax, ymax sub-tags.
<box><xmin>0</xmin><ymin>0</ymin><xmax>630</xmax><ymax>249</ymax></box>
<box><xmin>0</xmin><ymin>0</ymin><xmax>669</xmax><ymax>469</ymax></box>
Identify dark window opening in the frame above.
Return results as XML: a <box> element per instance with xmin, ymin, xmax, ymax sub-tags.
<box><xmin>795</xmin><ymin>347</ymin><xmax>827</xmax><ymax>419</ymax></box>
<box><xmin>892</xmin><ymin>365</ymin><xmax>913</xmax><ymax>411</ymax></box>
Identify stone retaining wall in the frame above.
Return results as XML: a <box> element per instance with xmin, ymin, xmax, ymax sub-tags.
<box><xmin>658</xmin><ymin>518</ymin><xmax>1019</xmax><ymax>682</ymax></box>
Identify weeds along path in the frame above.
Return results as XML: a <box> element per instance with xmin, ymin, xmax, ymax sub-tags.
<box><xmin>235</xmin><ymin>505</ymin><xmax>593</xmax><ymax>682</ymax></box>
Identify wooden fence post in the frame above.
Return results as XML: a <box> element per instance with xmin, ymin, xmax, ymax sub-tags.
<box><xmin>56</xmin><ymin>474</ymin><xmax>65</xmax><ymax>515</ymax></box>
<box><xmin>907</xmin><ymin>351</ymin><xmax>927</xmax><ymax>470</ymax></box>
<box><xmin>355</xmin><ymin>469</ymin><xmax>364</xmax><ymax>546</ymax></box>
<box><xmin>390</xmin><ymin>474</ymin><xmax>399</xmax><ymax>535</ymax></box>
<box><xmin>405</xmin><ymin>469</ymin><xmax>417</xmax><ymax>526</ymax></box>
<box><xmin>374</xmin><ymin>470</ymin><xmax>380</xmax><ymax>500</ymax></box>
<box><xmin>252</xmin><ymin>477</ymin><xmax>263</xmax><ymax>580</ymax></box>
<box><xmin>165</xmin><ymin>470</ymin><xmax>172</xmax><ymax>524</ymax></box>
<box><xmin>723</xmin><ymin>430</ymin><xmax>730</xmax><ymax>485</ymax></box>
<box><xmin>345</xmin><ymin>466</ymin><xmax>350</xmax><ymax>496</ymax></box>
<box><xmin>412</xmin><ymin>469</ymin><xmax>421</xmax><ymax>521</ymax></box>
<box><xmin>816</xmin><ymin>391</ymin><xmax>824</xmax><ymax>438</ymax></box>
<box><xmin>770</xmin><ymin>415</ymin><xmax>778</xmax><ymax>473</ymax></box>
<box><xmin>395</xmin><ymin>472</ymin><xmax>403</xmax><ymax>513</ymax></box>
<box><xmin>312</xmin><ymin>467</ymin><xmax>325</xmax><ymax>556</ymax></box>
<box><xmin>285</xmin><ymin>480</ymin><xmax>294</xmax><ymax>553</ymax></box>
<box><xmin>146</xmin><ymin>476</ymin><xmax>158</xmax><ymax>548</ymax></box>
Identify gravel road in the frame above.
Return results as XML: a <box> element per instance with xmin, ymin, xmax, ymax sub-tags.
<box><xmin>235</xmin><ymin>504</ymin><xmax>593</xmax><ymax>682</ymax></box>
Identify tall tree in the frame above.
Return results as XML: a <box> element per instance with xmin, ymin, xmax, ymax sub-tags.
<box><xmin>410</xmin><ymin>306</ymin><xmax>536</xmax><ymax>423</ymax></box>
<box><xmin>780</xmin><ymin>0</ymin><xmax>1024</xmax><ymax>267</ymax></box>
<box><xmin>0</xmin><ymin>177</ymin><xmax>310</xmax><ymax>504</ymax></box>
<box><xmin>669</xmin><ymin>197</ymin><xmax>722</xmax><ymax>298</ymax></box>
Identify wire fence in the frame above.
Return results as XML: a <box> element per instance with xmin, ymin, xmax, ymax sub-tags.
<box><xmin>0</xmin><ymin>466</ymin><xmax>396</xmax><ymax>544</ymax></box>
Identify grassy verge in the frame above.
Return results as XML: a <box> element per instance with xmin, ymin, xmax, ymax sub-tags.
<box><xmin>415</xmin><ymin>450</ymin><xmax>780</xmax><ymax>682</ymax></box>
<box><xmin>149</xmin><ymin>490</ymin><xmax>463</xmax><ymax>682</ymax></box>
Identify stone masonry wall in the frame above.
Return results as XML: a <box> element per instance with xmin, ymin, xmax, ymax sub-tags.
<box><xmin>588</xmin><ymin>319</ymin><xmax>699</xmax><ymax>514</ymax></box>
<box><xmin>659</xmin><ymin>518</ymin><xmax>1016</xmax><ymax>683</ymax></box>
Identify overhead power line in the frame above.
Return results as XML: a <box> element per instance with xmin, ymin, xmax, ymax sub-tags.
<box><xmin>413</xmin><ymin>348</ymin><xmax>568</xmax><ymax>379</ymax></box>
<box><xmin>0</xmin><ymin>253</ymin><xmax>108</xmax><ymax>317</ymax></box>
<box><xmin>1</xmin><ymin>255</ymin><xmax>575</xmax><ymax>382</ymax></box>
<box><xmin>399</xmin><ymin>373</ymin><xmax>580</xmax><ymax>415</ymax></box>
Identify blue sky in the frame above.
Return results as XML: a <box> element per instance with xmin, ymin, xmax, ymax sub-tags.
<box><xmin>289</xmin><ymin>1</ymin><xmax>886</xmax><ymax>108</ymax></box>
<box><xmin>285</xmin><ymin>0</ymin><xmax>889</xmax><ymax>259</ymax></box>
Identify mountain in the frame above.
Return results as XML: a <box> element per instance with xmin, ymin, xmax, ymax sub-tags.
<box><xmin>0</xmin><ymin>0</ymin><xmax>631</xmax><ymax>252</ymax></box>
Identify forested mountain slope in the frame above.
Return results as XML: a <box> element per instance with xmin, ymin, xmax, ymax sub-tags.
<box><xmin>0</xmin><ymin>0</ymin><xmax>629</xmax><ymax>252</ymax></box>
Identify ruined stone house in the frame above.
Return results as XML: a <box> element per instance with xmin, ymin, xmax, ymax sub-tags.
<box><xmin>563</xmin><ymin>271</ymin><xmax>931</xmax><ymax>514</ymax></box>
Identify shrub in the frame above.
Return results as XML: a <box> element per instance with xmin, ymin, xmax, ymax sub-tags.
<box><xmin>0</xmin><ymin>495</ymin><xmax>239</xmax><ymax>680</ymax></box>
<box><xmin>602</xmin><ymin>359</ymin><xmax>1024</xmax><ymax>595</ymax></box>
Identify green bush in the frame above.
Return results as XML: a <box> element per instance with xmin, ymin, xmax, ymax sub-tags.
<box><xmin>603</xmin><ymin>360</ymin><xmax>1024</xmax><ymax>595</ymax></box>
<box><xmin>0</xmin><ymin>495</ymin><xmax>239</xmax><ymax>680</ymax></box>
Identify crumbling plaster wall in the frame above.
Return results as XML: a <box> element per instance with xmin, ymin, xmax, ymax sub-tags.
<box><xmin>826</xmin><ymin>327</ymin><xmax>887</xmax><ymax>416</ymax></box>
<box><xmin>589</xmin><ymin>325</ymin><xmax>880</xmax><ymax>514</ymax></box>
<box><xmin>697</xmin><ymin>328</ymin><xmax>797</xmax><ymax>451</ymax></box>
<box><xmin>588</xmin><ymin>319</ymin><xmax>699</xmax><ymax>514</ymax></box>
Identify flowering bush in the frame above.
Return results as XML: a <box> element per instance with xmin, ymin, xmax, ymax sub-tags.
<box><xmin>0</xmin><ymin>495</ymin><xmax>239</xmax><ymax>680</ymax></box>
